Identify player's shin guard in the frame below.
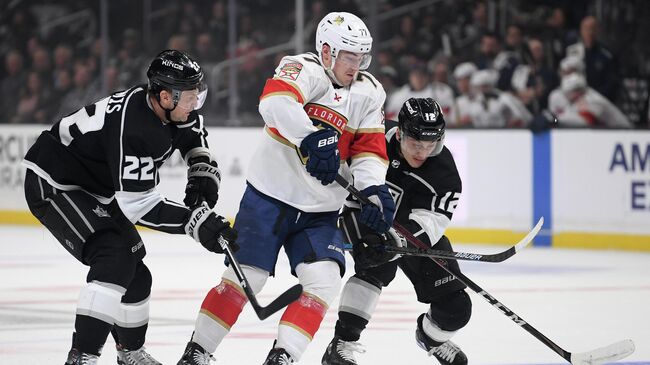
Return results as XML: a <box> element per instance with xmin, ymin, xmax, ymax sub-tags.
<box><xmin>75</xmin><ymin>281</ymin><xmax>124</xmax><ymax>355</ymax></box>
<box><xmin>335</xmin><ymin>276</ymin><xmax>382</xmax><ymax>342</ymax></box>
<box><xmin>277</xmin><ymin>261</ymin><xmax>341</xmax><ymax>361</ymax></box>
<box><xmin>114</xmin><ymin>298</ymin><xmax>150</xmax><ymax>351</ymax></box>
<box><xmin>192</xmin><ymin>279</ymin><xmax>247</xmax><ymax>353</ymax></box>
<box><xmin>191</xmin><ymin>265</ymin><xmax>268</xmax><ymax>354</ymax></box>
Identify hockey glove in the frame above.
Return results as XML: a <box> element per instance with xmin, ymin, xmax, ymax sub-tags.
<box><xmin>353</xmin><ymin>228</ymin><xmax>407</xmax><ymax>268</ymax></box>
<box><xmin>185</xmin><ymin>204</ymin><xmax>239</xmax><ymax>254</ymax></box>
<box><xmin>300</xmin><ymin>129</ymin><xmax>340</xmax><ymax>185</ymax></box>
<box><xmin>359</xmin><ymin>184</ymin><xmax>396</xmax><ymax>233</ymax></box>
<box><xmin>184</xmin><ymin>156</ymin><xmax>221</xmax><ymax>209</ymax></box>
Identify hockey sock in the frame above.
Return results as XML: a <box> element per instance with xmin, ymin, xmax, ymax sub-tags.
<box><xmin>336</xmin><ymin>276</ymin><xmax>381</xmax><ymax>341</ymax></box>
<box><xmin>192</xmin><ymin>279</ymin><xmax>248</xmax><ymax>353</ymax></box>
<box><xmin>114</xmin><ymin>297</ymin><xmax>151</xmax><ymax>350</ymax></box>
<box><xmin>335</xmin><ymin>312</ymin><xmax>369</xmax><ymax>342</ymax></box>
<box><xmin>114</xmin><ymin>324</ymin><xmax>148</xmax><ymax>350</ymax></box>
<box><xmin>75</xmin><ymin>282</ymin><xmax>124</xmax><ymax>355</ymax></box>
<box><xmin>75</xmin><ymin>315</ymin><xmax>112</xmax><ymax>355</ymax></box>
<box><xmin>277</xmin><ymin>292</ymin><xmax>328</xmax><ymax>360</ymax></box>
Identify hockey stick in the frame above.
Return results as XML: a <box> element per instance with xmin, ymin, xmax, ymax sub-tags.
<box><xmin>335</xmin><ymin>173</ymin><xmax>635</xmax><ymax>363</ymax></box>
<box><xmin>218</xmin><ymin>236</ymin><xmax>303</xmax><ymax>320</ymax></box>
<box><xmin>335</xmin><ymin>174</ymin><xmax>539</xmax><ymax>263</ymax></box>
<box><xmin>382</xmin><ymin>215</ymin><xmax>541</xmax><ymax>263</ymax></box>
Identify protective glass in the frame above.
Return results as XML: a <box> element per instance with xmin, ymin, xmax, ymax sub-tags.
<box><xmin>336</xmin><ymin>51</ymin><xmax>372</xmax><ymax>70</ymax></box>
<box><xmin>400</xmin><ymin>133</ymin><xmax>444</xmax><ymax>158</ymax></box>
<box><xmin>175</xmin><ymin>83</ymin><xmax>208</xmax><ymax>111</ymax></box>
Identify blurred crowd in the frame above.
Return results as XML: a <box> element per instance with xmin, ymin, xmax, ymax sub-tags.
<box><xmin>1</xmin><ymin>0</ymin><xmax>649</xmax><ymax>128</ymax></box>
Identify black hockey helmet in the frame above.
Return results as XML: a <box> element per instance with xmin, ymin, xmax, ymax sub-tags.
<box><xmin>147</xmin><ymin>49</ymin><xmax>207</xmax><ymax>110</ymax></box>
<box><xmin>398</xmin><ymin>97</ymin><xmax>446</xmax><ymax>156</ymax></box>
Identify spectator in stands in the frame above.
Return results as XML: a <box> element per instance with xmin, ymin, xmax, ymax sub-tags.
<box><xmin>566</xmin><ymin>16</ymin><xmax>619</xmax><ymax>102</ymax></box>
<box><xmin>548</xmin><ymin>55</ymin><xmax>584</xmax><ymax>116</ymax></box>
<box><xmin>475</xmin><ymin>32</ymin><xmax>500</xmax><ymax>71</ymax></box>
<box><xmin>429</xmin><ymin>61</ymin><xmax>457</xmax><ymax>124</ymax></box>
<box><xmin>1</xmin><ymin>50</ymin><xmax>25</xmax><ymax>122</ymax></box>
<box><xmin>377</xmin><ymin>65</ymin><xmax>399</xmax><ymax>97</ymax></box>
<box><xmin>168</xmin><ymin>34</ymin><xmax>190</xmax><ymax>52</ymax></box>
<box><xmin>195</xmin><ymin>32</ymin><xmax>219</xmax><ymax>63</ymax></box>
<box><xmin>542</xmin><ymin>7</ymin><xmax>577</xmax><ymax>67</ymax></box>
<box><xmin>453</xmin><ymin>62</ymin><xmax>478</xmax><ymax>127</ymax></box>
<box><xmin>117</xmin><ymin>29</ymin><xmax>147</xmax><ymax>86</ymax></box>
<box><xmin>12</xmin><ymin>71</ymin><xmax>50</xmax><ymax>124</ymax></box>
<box><xmin>511</xmin><ymin>38</ymin><xmax>558</xmax><ymax>113</ymax></box>
<box><xmin>52</xmin><ymin>44</ymin><xmax>73</xmax><ymax>80</ymax></box>
<box><xmin>31</xmin><ymin>47</ymin><xmax>52</xmax><ymax>84</ymax></box>
<box><xmin>385</xmin><ymin>64</ymin><xmax>434</xmax><ymax>120</ymax></box>
<box><xmin>499</xmin><ymin>24</ymin><xmax>532</xmax><ymax>91</ymax></box>
<box><xmin>208</xmin><ymin>0</ymin><xmax>228</xmax><ymax>56</ymax></box>
<box><xmin>467</xmin><ymin>69</ymin><xmax>533</xmax><ymax>128</ymax></box>
<box><xmin>57</xmin><ymin>63</ymin><xmax>99</xmax><ymax>120</ymax></box>
<box><xmin>556</xmin><ymin>73</ymin><xmax>631</xmax><ymax>128</ymax></box>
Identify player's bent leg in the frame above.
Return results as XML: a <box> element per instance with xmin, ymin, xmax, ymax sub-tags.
<box><xmin>268</xmin><ymin>260</ymin><xmax>340</xmax><ymax>364</ymax></box>
<box><xmin>112</xmin><ymin>262</ymin><xmax>162</xmax><ymax>365</ymax></box>
<box><xmin>416</xmin><ymin>290</ymin><xmax>472</xmax><ymax>365</ymax></box>
<box><xmin>178</xmin><ymin>265</ymin><xmax>269</xmax><ymax>365</ymax></box>
<box><xmin>74</xmin><ymin>229</ymin><xmax>143</xmax><ymax>359</ymax></box>
<box><xmin>322</xmin><ymin>261</ymin><xmax>398</xmax><ymax>365</ymax></box>
<box><xmin>75</xmin><ymin>281</ymin><xmax>125</xmax><ymax>355</ymax></box>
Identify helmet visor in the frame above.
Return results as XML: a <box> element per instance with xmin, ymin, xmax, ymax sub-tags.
<box><xmin>336</xmin><ymin>51</ymin><xmax>372</xmax><ymax>70</ymax></box>
<box><xmin>175</xmin><ymin>83</ymin><xmax>208</xmax><ymax>111</ymax></box>
<box><xmin>400</xmin><ymin>133</ymin><xmax>444</xmax><ymax>158</ymax></box>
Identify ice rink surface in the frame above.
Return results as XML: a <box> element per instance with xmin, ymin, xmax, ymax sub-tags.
<box><xmin>1</xmin><ymin>225</ymin><xmax>648</xmax><ymax>365</ymax></box>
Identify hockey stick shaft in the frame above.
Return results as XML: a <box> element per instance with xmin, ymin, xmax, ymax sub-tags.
<box><xmin>335</xmin><ymin>174</ymin><xmax>540</xmax><ymax>263</ymax></box>
<box><xmin>334</xmin><ymin>173</ymin><xmax>632</xmax><ymax>363</ymax></box>
<box><xmin>218</xmin><ymin>238</ymin><xmax>303</xmax><ymax>320</ymax></box>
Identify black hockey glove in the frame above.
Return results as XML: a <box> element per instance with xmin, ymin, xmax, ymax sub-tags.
<box><xmin>185</xmin><ymin>204</ymin><xmax>239</xmax><ymax>254</ymax></box>
<box><xmin>359</xmin><ymin>184</ymin><xmax>395</xmax><ymax>233</ymax></box>
<box><xmin>353</xmin><ymin>228</ymin><xmax>407</xmax><ymax>268</ymax></box>
<box><xmin>299</xmin><ymin>129</ymin><xmax>340</xmax><ymax>185</ymax></box>
<box><xmin>184</xmin><ymin>157</ymin><xmax>221</xmax><ymax>209</ymax></box>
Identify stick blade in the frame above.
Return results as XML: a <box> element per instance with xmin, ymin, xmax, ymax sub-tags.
<box><xmin>570</xmin><ymin>339</ymin><xmax>635</xmax><ymax>365</ymax></box>
<box><xmin>514</xmin><ymin>216</ymin><xmax>544</xmax><ymax>252</ymax></box>
<box><xmin>254</xmin><ymin>284</ymin><xmax>303</xmax><ymax>320</ymax></box>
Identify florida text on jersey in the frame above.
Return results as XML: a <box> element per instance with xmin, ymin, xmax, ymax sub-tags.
<box><xmin>251</xmin><ymin>52</ymin><xmax>388</xmax><ymax>212</ymax></box>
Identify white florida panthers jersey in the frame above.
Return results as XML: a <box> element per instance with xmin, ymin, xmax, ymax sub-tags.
<box><xmin>249</xmin><ymin>52</ymin><xmax>388</xmax><ymax>212</ymax></box>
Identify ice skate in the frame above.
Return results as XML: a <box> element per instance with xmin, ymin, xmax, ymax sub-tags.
<box><xmin>321</xmin><ymin>335</ymin><xmax>365</xmax><ymax>365</ymax></box>
<box><xmin>416</xmin><ymin>314</ymin><xmax>467</xmax><ymax>365</ymax></box>
<box><xmin>262</xmin><ymin>346</ymin><xmax>294</xmax><ymax>365</ymax></box>
<box><xmin>116</xmin><ymin>344</ymin><xmax>162</xmax><ymax>365</ymax></box>
<box><xmin>70</xmin><ymin>353</ymin><xmax>99</xmax><ymax>365</ymax></box>
<box><xmin>177</xmin><ymin>341</ymin><xmax>215</xmax><ymax>365</ymax></box>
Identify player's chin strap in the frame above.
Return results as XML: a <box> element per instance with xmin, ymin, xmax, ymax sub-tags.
<box><xmin>153</xmin><ymin>92</ymin><xmax>180</xmax><ymax>123</ymax></box>
<box><xmin>323</xmin><ymin>55</ymin><xmax>345</xmax><ymax>87</ymax></box>
<box><xmin>334</xmin><ymin>172</ymin><xmax>635</xmax><ymax>364</ymax></box>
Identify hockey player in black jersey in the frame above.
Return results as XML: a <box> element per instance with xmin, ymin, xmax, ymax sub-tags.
<box><xmin>22</xmin><ymin>50</ymin><xmax>237</xmax><ymax>365</ymax></box>
<box><xmin>321</xmin><ymin>98</ymin><xmax>471</xmax><ymax>365</ymax></box>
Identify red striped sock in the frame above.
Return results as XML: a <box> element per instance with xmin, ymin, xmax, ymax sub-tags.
<box><xmin>199</xmin><ymin>279</ymin><xmax>247</xmax><ymax>330</ymax></box>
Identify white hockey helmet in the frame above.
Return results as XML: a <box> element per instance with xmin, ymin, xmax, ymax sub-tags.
<box><xmin>315</xmin><ymin>12</ymin><xmax>372</xmax><ymax>70</ymax></box>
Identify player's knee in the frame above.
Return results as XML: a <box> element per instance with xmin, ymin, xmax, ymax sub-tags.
<box><xmin>86</xmin><ymin>231</ymin><xmax>140</xmax><ymax>289</ymax></box>
<box><xmin>296</xmin><ymin>260</ymin><xmax>341</xmax><ymax>304</ymax></box>
<box><xmin>121</xmin><ymin>262</ymin><xmax>152</xmax><ymax>303</ymax></box>
<box><xmin>222</xmin><ymin>264</ymin><xmax>269</xmax><ymax>295</ymax></box>
<box><xmin>428</xmin><ymin>290</ymin><xmax>472</xmax><ymax>331</ymax></box>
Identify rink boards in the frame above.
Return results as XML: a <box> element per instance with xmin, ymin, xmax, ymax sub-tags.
<box><xmin>0</xmin><ymin>125</ymin><xmax>648</xmax><ymax>251</ymax></box>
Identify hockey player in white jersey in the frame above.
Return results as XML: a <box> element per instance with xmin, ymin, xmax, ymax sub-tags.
<box><xmin>177</xmin><ymin>12</ymin><xmax>395</xmax><ymax>365</ymax></box>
